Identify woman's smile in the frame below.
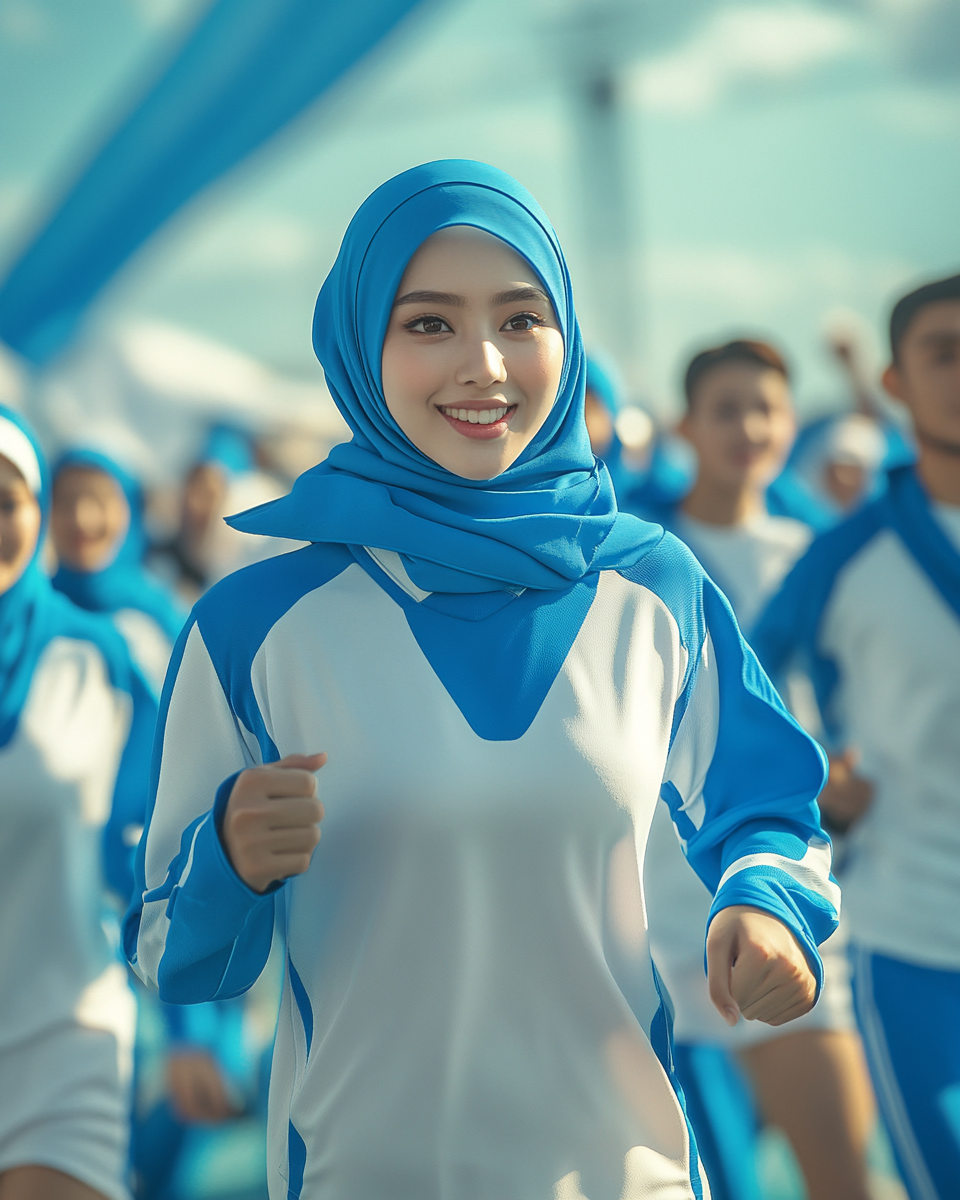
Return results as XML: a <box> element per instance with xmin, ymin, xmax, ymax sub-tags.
<box><xmin>437</xmin><ymin>400</ymin><xmax>517</xmax><ymax>438</ymax></box>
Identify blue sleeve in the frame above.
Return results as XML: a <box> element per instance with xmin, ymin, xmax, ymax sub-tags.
<box><xmin>122</xmin><ymin>609</ymin><xmax>280</xmax><ymax>1005</ymax></box>
<box><xmin>103</xmin><ymin>665</ymin><xmax>158</xmax><ymax>902</ymax></box>
<box><xmin>661</xmin><ymin>577</ymin><xmax>838</xmax><ymax>993</ymax></box>
<box><xmin>142</xmin><ymin>772</ymin><xmax>279</xmax><ymax>1005</ymax></box>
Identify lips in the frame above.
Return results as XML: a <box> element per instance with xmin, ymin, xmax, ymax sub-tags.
<box><xmin>438</xmin><ymin>403</ymin><xmax>516</xmax><ymax>439</ymax></box>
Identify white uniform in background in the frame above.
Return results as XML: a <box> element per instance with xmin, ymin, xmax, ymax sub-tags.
<box><xmin>0</xmin><ymin>639</ymin><xmax>138</xmax><ymax>1199</ymax></box>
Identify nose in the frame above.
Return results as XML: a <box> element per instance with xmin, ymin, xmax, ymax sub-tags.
<box><xmin>455</xmin><ymin>338</ymin><xmax>507</xmax><ymax>389</ymax></box>
<box><xmin>742</xmin><ymin>411</ymin><xmax>770</xmax><ymax>445</ymax></box>
<box><xmin>74</xmin><ymin>495</ymin><xmax>105</xmax><ymax>538</ymax></box>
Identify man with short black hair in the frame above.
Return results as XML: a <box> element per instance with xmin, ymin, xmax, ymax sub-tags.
<box><xmin>643</xmin><ymin>337</ymin><xmax>874</xmax><ymax>1200</ymax></box>
<box><xmin>753</xmin><ymin>273</ymin><xmax>960</xmax><ymax>1199</ymax></box>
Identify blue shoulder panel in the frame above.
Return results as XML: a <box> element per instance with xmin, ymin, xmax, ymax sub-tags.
<box><xmin>194</xmin><ymin>543</ymin><xmax>354</xmax><ymax>761</ymax></box>
<box><xmin>882</xmin><ymin>465</ymin><xmax>960</xmax><ymax>624</ymax></box>
<box><xmin>750</xmin><ymin>499</ymin><xmax>886</xmax><ymax>737</ymax></box>
<box><xmin>617</xmin><ymin>531</ymin><xmax>706</xmax><ymax>742</ymax></box>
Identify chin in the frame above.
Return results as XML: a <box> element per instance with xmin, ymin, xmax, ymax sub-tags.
<box><xmin>450</xmin><ymin>462</ymin><xmax>506</xmax><ymax>482</ymax></box>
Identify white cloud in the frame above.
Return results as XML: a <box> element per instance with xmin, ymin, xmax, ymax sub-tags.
<box><xmin>127</xmin><ymin>0</ymin><xmax>203</xmax><ymax>30</ymax></box>
<box><xmin>0</xmin><ymin>0</ymin><xmax>53</xmax><ymax>44</ymax></box>
<box><xmin>630</xmin><ymin>3</ymin><xmax>864</xmax><ymax>114</ymax></box>
<box><xmin>173</xmin><ymin>213</ymin><xmax>321</xmax><ymax>275</ymax></box>
<box><xmin>646</xmin><ymin>241</ymin><xmax>915</xmax><ymax>306</ymax></box>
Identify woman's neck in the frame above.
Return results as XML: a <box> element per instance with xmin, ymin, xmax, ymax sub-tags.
<box><xmin>681</xmin><ymin>477</ymin><xmax>766</xmax><ymax>527</ymax></box>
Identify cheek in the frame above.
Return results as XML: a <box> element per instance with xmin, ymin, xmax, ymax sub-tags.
<box><xmin>108</xmin><ymin>500</ymin><xmax>130</xmax><ymax>544</ymax></box>
<box><xmin>14</xmin><ymin>507</ymin><xmax>41</xmax><ymax>564</ymax></box>
<box><xmin>514</xmin><ymin>331</ymin><xmax>564</xmax><ymax>408</ymax></box>
<box><xmin>381</xmin><ymin>336</ymin><xmax>446</xmax><ymax>428</ymax></box>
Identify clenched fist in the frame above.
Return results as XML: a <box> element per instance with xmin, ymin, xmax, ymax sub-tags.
<box><xmin>707</xmin><ymin>904</ymin><xmax>818</xmax><ymax>1028</ymax></box>
<box><xmin>221</xmin><ymin>752</ymin><xmax>326</xmax><ymax>893</ymax></box>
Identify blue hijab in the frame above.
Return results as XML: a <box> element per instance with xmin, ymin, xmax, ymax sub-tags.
<box><xmin>228</xmin><ymin>160</ymin><xmax>660</xmax><ymax>594</ymax></box>
<box><xmin>0</xmin><ymin>408</ymin><xmax>135</xmax><ymax>748</ymax></box>
<box><xmin>52</xmin><ymin>448</ymin><xmax>184</xmax><ymax>643</ymax></box>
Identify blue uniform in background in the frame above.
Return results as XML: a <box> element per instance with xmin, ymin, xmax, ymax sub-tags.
<box><xmin>753</xmin><ymin>465</ymin><xmax>960</xmax><ymax>1200</ymax></box>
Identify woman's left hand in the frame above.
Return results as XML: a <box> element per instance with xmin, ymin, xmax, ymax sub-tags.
<box><xmin>706</xmin><ymin>905</ymin><xmax>817</xmax><ymax>1028</ymax></box>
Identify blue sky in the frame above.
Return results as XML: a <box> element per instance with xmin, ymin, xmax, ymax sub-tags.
<box><xmin>1</xmin><ymin>0</ymin><xmax>959</xmax><ymax>416</ymax></box>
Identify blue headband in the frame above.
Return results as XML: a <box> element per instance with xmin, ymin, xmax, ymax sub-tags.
<box><xmin>229</xmin><ymin>160</ymin><xmax>658</xmax><ymax>593</ymax></box>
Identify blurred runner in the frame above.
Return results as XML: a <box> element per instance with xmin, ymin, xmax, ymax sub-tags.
<box><xmin>0</xmin><ymin>407</ymin><xmax>156</xmax><ymax>1200</ymax></box>
<box><xmin>50</xmin><ymin>448</ymin><xmax>186</xmax><ymax>697</ymax></box>
<box><xmin>753</xmin><ymin>273</ymin><xmax>960</xmax><ymax>1200</ymax></box>
<box><xmin>150</xmin><ymin>424</ymin><xmax>297</xmax><ymax>604</ymax></box>
<box><xmin>47</xmin><ymin>445</ymin><xmax>278</xmax><ymax>1200</ymax></box>
<box><xmin>642</xmin><ymin>340</ymin><xmax>874</xmax><ymax>1200</ymax></box>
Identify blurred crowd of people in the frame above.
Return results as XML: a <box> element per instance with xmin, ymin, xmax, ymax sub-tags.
<box><xmin>0</xmin><ymin>262</ymin><xmax>957</xmax><ymax>1200</ymax></box>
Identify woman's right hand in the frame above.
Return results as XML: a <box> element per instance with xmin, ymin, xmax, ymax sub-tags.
<box><xmin>221</xmin><ymin>752</ymin><xmax>326</xmax><ymax>893</ymax></box>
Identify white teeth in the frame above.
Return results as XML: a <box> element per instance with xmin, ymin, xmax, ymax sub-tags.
<box><xmin>441</xmin><ymin>405</ymin><xmax>509</xmax><ymax>424</ymax></box>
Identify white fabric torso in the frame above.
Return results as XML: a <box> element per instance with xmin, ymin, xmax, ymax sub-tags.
<box><xmin>820</xmin><ymin>522</ymin><xmax>960</xmax><ymax>968</ymax></box>
<box><xmin>673</xmin><ymin>510</ymin><xmax>811</xmax><ymax>633</ymax></box>
<box><xmin>112</xmin><ymin>608</ymin><xmax>174</xmax><ymax>697</ymax></box>
<box><xmin>0</xmin><ymin>638</ymin><xmax>132</xmax><ymax>1049</ymax></box>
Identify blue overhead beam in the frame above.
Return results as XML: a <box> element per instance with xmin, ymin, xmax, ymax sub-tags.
<box><xmin>0</xmin><ymin>0</ymin><xmax>425</xmax><ymax>364</ymax></box>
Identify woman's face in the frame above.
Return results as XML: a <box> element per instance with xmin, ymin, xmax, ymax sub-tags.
<box><xmin>381</xmin><ymin>227</ymin><xmax>565</xmax><ymax>481</ymax></box>
<box><xmin>51</xmin><ymin>465</ymin><xmax>130</xmax><ymax>573</ymax></box>
<box><xmin>0</xmin><ymin>454</ymin><xmax>42</xmax><ymax>596</ymax></box>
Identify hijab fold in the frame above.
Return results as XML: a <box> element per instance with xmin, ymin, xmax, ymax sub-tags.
<box><xmin>227</xmin><ymin>160</ymin><xmax>661</xmax><ymax>593</ymax></box>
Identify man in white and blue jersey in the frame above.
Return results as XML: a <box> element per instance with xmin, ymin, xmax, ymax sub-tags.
<box><xmin>753</xmin><ymin>273</ymin><xmax>960</xmax><ymax>1200</ymax></box>
<box><xmin>641</xmin><ymin>339</ymin><xmax>872</xmax><ymax>1200</ymax></box>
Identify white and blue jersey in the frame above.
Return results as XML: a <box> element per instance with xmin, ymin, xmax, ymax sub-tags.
<box><xmin>0</xmin><ymin>635</ymin><xmax>138</xmax><ymax>1052</ymax></box>
<box><xmin>125</xmin><ymin>532</ymin><xmax>837</xmax><ymax>1200</ymax></box>
<box><xmin>753</xmin><ymin>466</ymin><xmax>960</xmax><ymax>971</ymax></box>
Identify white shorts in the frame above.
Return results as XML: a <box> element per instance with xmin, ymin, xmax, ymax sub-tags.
<box><xmin>0</xmin><ymin>975</ymin><xmax>134</xmax><ymax>1200</ymax></box>
<box><xmin>657</xmin><ymin>923</ymin><xmax>856</xmax><ymax>1049</ymax></box>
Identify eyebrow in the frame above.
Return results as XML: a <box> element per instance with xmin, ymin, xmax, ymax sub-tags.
<box><xmin>393</xmin><ymin>290</ymin><xmax>466</xmax><ymax>308</ymax></box>
<box><xmin>491</xmin><ymin>286</ymin><xmax>550</xmax><ymax>307</ymax></box>
<box><xmin>917</xmin><ymin>330</ymin><xmax>960</xmax><ymax>344</ymax></box>
<box><xmin>392</xmin><ymin>285</ymin><xmax>551</xmax><ymax>309</ymax></box>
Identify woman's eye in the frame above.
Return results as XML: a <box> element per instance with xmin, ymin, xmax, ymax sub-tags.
<box><xmin>407</xmin><ymin>315</ymin><xmax>452</xmax><ymax>335</ymax></box>
<box><xmin>501</xmin><ymin>313</ymin><xmax>542</xmax><ymax>332</ymax></box>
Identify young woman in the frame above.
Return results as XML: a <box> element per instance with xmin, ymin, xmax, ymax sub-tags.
<box><xmin>0</xmin><ymin>407</ymin><xmax>155</xmax><ymax>1200</ymax></box>
<box><xmin>51</xmin><ymin>448</ymin><xmax>185</xmax><ymax>697</ymax></box>
<box><xmin>125</xmin><ymin>161</ymin><xmax>839</xmax><ymax>1200</ymax></box>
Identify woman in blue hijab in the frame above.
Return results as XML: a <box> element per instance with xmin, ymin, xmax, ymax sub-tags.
<box><xmin>50</xmin><ymin>448</ymin><xmax>185</xmax><ymax>697</ymax></box>
<box><xmin>126</xmin><ymin>162</ymin><xmax>839</xmax><ymax>1200</ymax></box>
<box><xmin>0</xmin><ymin>407</ymin><xmax>156</xmax><ymax>1200</ymax></box>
